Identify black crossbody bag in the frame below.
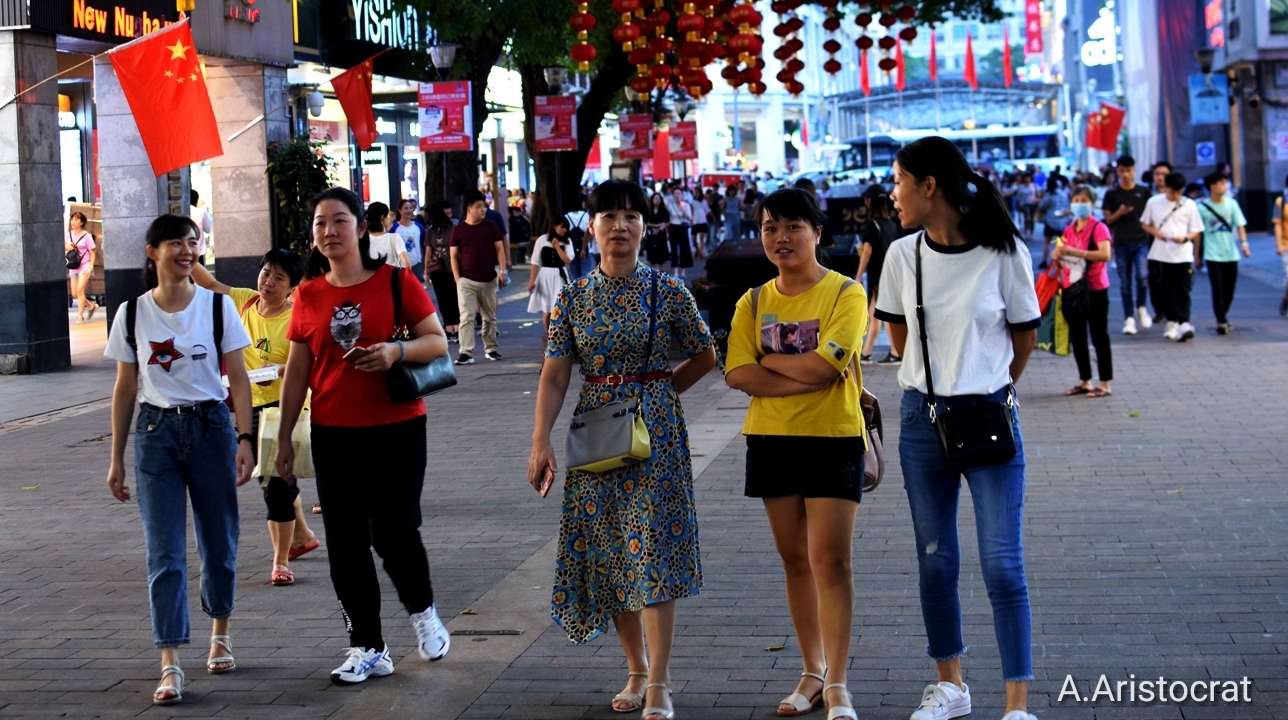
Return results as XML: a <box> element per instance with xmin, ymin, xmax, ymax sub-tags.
<box><xmin>914</xmin><ymin>235</ymin><xmax>1017</xmax><ymax>470</ymax></box>
<box><xmin>387</xmin><ymin>267</ymin><xmax>457</xmax><ymax>402</ymax></box>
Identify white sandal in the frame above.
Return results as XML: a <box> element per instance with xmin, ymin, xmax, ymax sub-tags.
<box><xmin>153</xmin><ymin>664</ymin><xmax>184</xmax><ymax>705</ymax></box>
<box><xmin>779</xmin><ymin>671</ymin><xmax>826</xmax><ymax>716</ymax></box>
<box><xmin>207</xmin><ymin>634</ymin><xmax>235</xmax><ymax>674</ymax></box>
<box><xmin>641</xmin><ymin>682</ymin><xmax>674</xmax><ymax>720</ymax></box>
<box><xmin>611</xmin><ymin>670</ymin><xmax>649</xmax><ymax>713</ymax></box>
<box><xmin>824</xmin><ymin>683</ymin><xmax>857</xmax><ymax>720</ymax></box>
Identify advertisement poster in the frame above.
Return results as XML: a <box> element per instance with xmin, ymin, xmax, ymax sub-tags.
<box><xmin>1024</xmin><ymin>0</ymin><xmax>1044</xmax><ymax>54</ymax></box>
<box><xmin>533</xmin><ymin>95</ymin><xmax>578</xmax><ymax>152</ymax></box>
<box><xmin>419</xmin><ymin>81</ymin><xmax>474</xmax><ymax>152</ymax></box>
<box><xmin>668</xmin><ymin>121</ymin><xmax>698</xmax><ymax>160</ymax></box>
<box><xmin>619</xmin><ymin>114</ymin><xmax>654</xmax><ymax>160</ymax></box>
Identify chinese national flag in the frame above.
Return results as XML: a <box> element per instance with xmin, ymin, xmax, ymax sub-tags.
<box><xmin>332</xmin><ymin>53</ymin><xmax>383</xmax><ymax>151</ymax></box>
<box><xmin>1003</xmin><ymin>26</ymin><xmax>1013</xmax><ymax>87</ymax></box>
<box><xmin>860</xmin><ymin>49</ymin><xmax>871</xmax><ymax>97</ymax></box>
<box><xmin>963</xmin><ymin>33</ymin><xmax>978</xmax><ymax>90</ymax></box>
<box><xmin>1086</xmin><ymin>102</ymin><xmax>1125</xmax><ymax>152</ymax></box>
<box><xmin>929</xmin><ymin>29</ymin><xmax>938</xmax><ymax>81</ymax></box>
<box><xmin>895</xmin><ymin>39</ymin><xmax>906</xmax><ymax>92</ymax></box>
<box><xmin>108</xmin><ymin>19</ymin><xmax>221</xmax><ymax>177</ymax></box>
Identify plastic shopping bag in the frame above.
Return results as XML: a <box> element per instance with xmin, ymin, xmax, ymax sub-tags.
<box><xmin>252</xmin><ymin>407</ymin><xmax>315</xmax><ymax>479</ymax></box>
<box><xmin>1036</xmin><ymin>292</ymin><xmax>1071</xmax><ymax>356</ymax></box>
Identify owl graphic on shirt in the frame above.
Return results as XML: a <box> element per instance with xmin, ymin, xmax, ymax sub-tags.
<box><xmin>330</xmin><ymin>302</ymin><xmax>363</xmax><ymax>350</ymax></box>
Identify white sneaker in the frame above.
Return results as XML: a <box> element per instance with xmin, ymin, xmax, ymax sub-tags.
<box><xmin>1001</xmin><ymin>712</ymin><xmax>1038</xmax><ymax>720</ymax></box>
<box><xmin>410</xmin><ymin>605</ymin><xmax>451</xmax><ymax>661</ymax></box>
<box><xmin>1162</xmin><ymin>321</ymin><xmax>1179</xmax><ymax>340</ymax></box>
<box><xmin>911</xmin><ymin>681</ymin><xmax>972</xmax><ymax>720</ymax></box>
<box><xmin>1122</xmin><ymin>317</ymin><xmax>1137</xmax><ymax>335</ymax></box>
<box><xmin>330</xmin><ymin>645</ymin><xmax>394</xmax><ymax>684</ymax></box>
<box><xmin>1138</xmin><ymin>306</ymin><xmax>1152</xmax><ymax>329</ymax></box>
<box><xmin>1176</xmin><ymin>322</ymin><xmax>1195</xmax><ymax>342</ymax></box>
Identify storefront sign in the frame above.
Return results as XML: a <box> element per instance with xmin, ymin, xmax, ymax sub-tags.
<box><xmin>360</xmin><ymin>146</ymin><xmax>385</xmax><ymax>166</ymax></box>
<box><xmin>1188</xmin><ymin>73</ymin><xmax>1230</xmax><ymax>125</ymax></box>
<box><xmin>419</xmin><ymin>81</ymin><xmax>474</xmax><ymax>152</ymax></box>
<box><xmin>59</xmin><ymin>112</ymin><xmax>78</xmax><ymax>129</ymax></box>
<box><xmin>225</xmin><ymin>0</ymin><xmax>261</xmax><ymax>23</ymax></box>
<box><xmin>1204</xmin><ymin>0</ymin><xmax>1224</xmax><ymax>46</ymax></box>
<box><xmin>618</xmin><ymin>114</ymin><xmax>653</xmax><ymax>160</ymax></box>
<box><xmin>1080</xmin><ymin>6</ymin><xmax>1117</xmax><ymax>67</ymax></box>
<box><xmin>533</xmin><ymin>95</ymin><xmax>578</xmax><ymax>152</ymax></box>
<box><xmin>1024</xmin><ymin>0</ymin><xmax>1043</xmax><ymax>54</ymax></box>
<box><xmin>351</xmin><ymin>0</ymin><xmax>423</xmax><ymax>51</ymax></box>
<box><xmin>668</xmin><ymin>121</ymin><xmax>698</xmax><ymax>160</ymax></box>
<box><xmin>66</xmin><ymin>0</ymin><xmax>174</xmax><ymax>40</ymax></box>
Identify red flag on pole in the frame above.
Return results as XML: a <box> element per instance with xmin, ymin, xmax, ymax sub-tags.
<box><xmin>1086</xmin><ymin>102</ymin><xmax>1125</xmax><ymax>152</ymax></box>
<box><xmin>1003</xmin><ymin>26</ymin><xmax>1013</xmax><ymax>87</ymax></box>
<box><xmin>332</xmin><ymin>52</ymin><xmax>385</xmax><ymax>151</ymax></box>
<box><xmin>963</xmin><ymin>33</ymin><xmax>978</xmax><ymax>90</ymax></box>
<box><xmin>929</xmin><ymin>28</ymin><xmax>938</xmax><ymax>81</ymax></box>
<box><xmin>107</xmin><ymin>19</ymin><xmax>221</xmax><ymax>177</ymax></box>
<box><xmin>860</xmin><ymin>48</ymin><xmax>871</xmax><ymax>96</ymax></box>
<box><xmin>895</xmin><ymin>39</ymin><xmax>906</xmax><ymax>91</ymax></box>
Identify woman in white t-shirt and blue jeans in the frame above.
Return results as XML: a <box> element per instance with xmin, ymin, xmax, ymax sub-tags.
<box><xmin>875</xmin><ymin>137</ymin><xmax>1042</xmax><ymax>720</ymax></box>
<box><xmin>104</xmin><ymin>214</ymin><xmax>256</xmax><ymax>706</ymax></box>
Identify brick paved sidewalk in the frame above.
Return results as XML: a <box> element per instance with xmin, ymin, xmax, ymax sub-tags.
<box><xmin>0</xmin><ymin>259</ymin><xmax>1285</xmax><ymax>719</ymax></box>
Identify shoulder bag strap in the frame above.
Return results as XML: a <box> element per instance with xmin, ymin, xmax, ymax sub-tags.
<box><xmin>640</xmin><ymin>269</ymin><xmax>660</xmax><ymax>376</ymax></box>
<box><xmin>914</xmin><ymin>234</ymin><xmax>938</xmax><ymax>415</ymax></box>
<box><xmin>1200</xmin><ymin>201</ymin><xmax>1233</xmax><ymax>231</ymax></box>
<box><xmin>240</xmin><ymin>294</ymin><xmax>260</xmax><ymax>316</ymax></box>
<box><xmin>212</xmin><ymin>291</ymin><xmax>224</xmax><ymax>359</ymax></box>
<box><xmin>126</xmin><ymin>298</ymin><xmax>138</xmax><ymax>356</ymax></box>
<box><xmin>390</xmin><ymin>266</ymin><xmax>407</xmax><ymax>338</ymax></box>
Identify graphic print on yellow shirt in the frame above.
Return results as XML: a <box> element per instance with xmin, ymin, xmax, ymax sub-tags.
<box><xmin>725</xmin><ymin>271</ymin><xmax>868</xmax><ymax>438</ymax></box>
<box><xmin>229</xmin><ymin>287</ymin><xmax>293</xmax><ymax>409</ymax></box>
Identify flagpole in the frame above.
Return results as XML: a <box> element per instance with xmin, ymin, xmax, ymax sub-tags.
<box><xmin>935</xmin><ymin>80</ymin><xmax>942</xmax><ymax>131</ymax></box>
<box><xmin>865</xmin><ymin>95</ymin><xmax>871</xmax><ymax>175</ymax></box>
<box><xmin>1008</xmin><ymin>102</ymin><xmax>1015</xmax><ymax>160</ymax></box>
<box><xmin>970</xmin><ymin>91</ymin><xmax>978</xmax><ymax>164</ymax></box>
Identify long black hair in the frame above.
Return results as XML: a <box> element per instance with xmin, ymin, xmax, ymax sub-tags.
<box><xmin>142</xmin><ymin>214</ymin><xmax>201</xmax><ymax>289</ymax></box>
<box><xmin>305</xmin><ymin>187</ymin><xmax>385</xmax><ymax>280</ymax></box>
<box><xmin>895</xmin><ymin>137</ymin><xmax>1020</xmax><ymax>253</ymax></box>
<box><xmin>425</xmin><ymin>201</ymin><xmax>452</xmax><ymax>231</ymax></box>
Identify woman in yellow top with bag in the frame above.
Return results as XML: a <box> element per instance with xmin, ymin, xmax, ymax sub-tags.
<box><xmin>725</xmin><ymin>188</ymin><xmax>868</xmax><ymax>720</ymax></box>
<box><xmin>192</xmin><ymin>251</ymin><xmax>319</xmax><ymax>586</ymax></box>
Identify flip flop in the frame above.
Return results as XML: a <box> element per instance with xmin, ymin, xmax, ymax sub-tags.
<box><xmin>1064</xmin><ymin>385</ymin><xmax>1092</xmax><ymax>396</ymax></box>
<box><xmin>289</xmin><ymin>539</ymin><xmax>320</xmax><ymax>561</ymax></box>
<box><xmin>1085</xmin><ymin>387</ymin><xmax>1112</xmax><ymax>398</ymax></box>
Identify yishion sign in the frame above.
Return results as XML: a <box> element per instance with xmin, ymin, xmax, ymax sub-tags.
<box><xmin>350</xmin><ymin>0</ymin><xmax>422</xmax><ymax>51</ymax></box>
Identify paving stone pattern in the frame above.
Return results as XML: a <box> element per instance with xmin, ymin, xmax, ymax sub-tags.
<box><xmin>0</xmin><ymin>250</ymin><xmax>1285</xmax><ymax>719</ymax></box>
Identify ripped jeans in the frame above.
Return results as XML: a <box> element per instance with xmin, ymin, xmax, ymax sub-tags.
<box><xmin>898</xmin><ymin>388</ymin><xmax>1033</xmax><ymax>682</ymax></box>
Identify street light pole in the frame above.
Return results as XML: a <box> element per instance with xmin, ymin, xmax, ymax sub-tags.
<box><xmin>430</xmin><ymin>42</ymin><xmax>458</xmax><ymax>208</ymax></box>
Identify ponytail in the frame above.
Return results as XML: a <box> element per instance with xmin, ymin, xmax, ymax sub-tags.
<box><xmin>895</xmin><ymin>137</ymin><xmax>1020</xmax><ymax>253</ymax></box>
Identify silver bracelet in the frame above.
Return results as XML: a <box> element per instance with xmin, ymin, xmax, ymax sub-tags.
<box><xmin>396</xmin><ymin>340</ymin><xmax>405</xmax><ymax>363</ymax></box>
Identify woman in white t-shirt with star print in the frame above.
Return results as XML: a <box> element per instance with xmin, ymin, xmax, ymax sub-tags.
<box><xmin>104</xmin><ymin>214</ymin><xmax>256</xmax><ymax>706</ymax></box>
<box><xmin>875</xmin><ymin>137</ymin><xmax>1042</xmax><ymax>720</ymax></box>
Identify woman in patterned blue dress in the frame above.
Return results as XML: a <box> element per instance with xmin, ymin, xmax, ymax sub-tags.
<box><xmin>529</xmin><ymin>179</ymin><xmax>718</xmax><ymax>720</ymax></box>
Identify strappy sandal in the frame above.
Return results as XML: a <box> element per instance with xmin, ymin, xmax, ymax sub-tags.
<box><xmin>824</xmin><ymin>683</ymin><xmax>857</xmax><ymax>720</ymax></box>
<box><xmin>778</xmin><ymin>671</ymin><xmax>826</xmax><ymax>716</ymax></box>
<box><xmin>1064</xmin><ymin>384</ymin><xmax>1092</xmax><ymax>396</ymax></box>
<box><xmin>153</xmin><ymin>664</ymin><xmax>184</xmax><ymax>705</ymax></box>
<box><xmin>1085</xmin><ymin>387</ymin><xmax>1112</xmax><ymax>398</ymax></box>
<box><xmin>642</xmin><ymin>682</ymin><xmax>674</xmax><ymax>720</ymax></box>
<box><xmin>207</xmin><ymin>634</ymin><xmax>235</xmax><ymax>674</ymax></box>
<box><xmin>611</xmin><ymin>670</ymin><xmax>649</xmax><ymax>713</ymax></box>
<box><xmin>289</xmin><ymin>538</ymin><xmax>320</xmax><ymax>561</ymax></box>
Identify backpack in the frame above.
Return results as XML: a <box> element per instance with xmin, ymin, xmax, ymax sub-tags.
<box><xmin>65</xmin><ymin>233</ymin><xmax>86</xmax><ymax>270</ymax></box>
<box><xmin>125</xmin><ymin>291</ymin><xmax>224</xmax><ymax>364</ymax></box>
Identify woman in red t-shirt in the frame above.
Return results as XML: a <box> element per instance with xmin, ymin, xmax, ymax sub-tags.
<box><xmin>1055</xmin><ymin>185</ymin><xmax>1114</xmax><ymax>398</ymax></box>
<box><xmin>274</xmin><ymin>187</ymin><xmax>452</xmax><ymax>684</ymax></box>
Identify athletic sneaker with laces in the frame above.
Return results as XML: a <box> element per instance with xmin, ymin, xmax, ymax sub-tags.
<box><xmin>485</xmin><ymin>349</ymin><xmax>502</xmax><ymax>361</ymax></box>
<box><xmin>910</xmin><ymin>681</ymin><xmax>971</xmax><ymax>720</ymax></box>
<box><xmin>1162</xmin><ymin>321</ymin><xmax>1179</xmax><ymax>340</ymax></box>
<box><xmin>330</xmin><ymin>645</ymin><xmax>394</xmax><ymax>684</ymax></box>
<box><xmin>455</xmin><ymin>352</ymin><xmax>474</xmax><ymax>365</ymax></box>
<box><xmin>410</xmin><ymin>605</ymin><xmax>451</xmax><ymax>661</ymax></box>
<box><xmin>1000</xmin><ymin>711</ymin><xmax>1038</xmax><ymax>720</ymax></box>
<box><xmin>1138</xmin><ymin>307</ymin><xmax>1152</xmax><ymax>330</ymax></box>
<box><xmin>1176</xmin><ymin>322</ymin><xmax>1195</xmax><ymax>342</ymax></box>
<box><xmin>876</xmin><ymin>353</ymin><xmax>903</xmax><ymax>365</ymax></box>
<box><xmin>1122</xmin><ymin>317</ymin><xmax>1137</xmax><ymax>335</ymax></box>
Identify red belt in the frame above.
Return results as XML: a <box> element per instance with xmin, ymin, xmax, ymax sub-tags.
<box><xmin>584</xmin><ymin>370</ymin><xmax>673</xmax><ymax>385</ymax></box>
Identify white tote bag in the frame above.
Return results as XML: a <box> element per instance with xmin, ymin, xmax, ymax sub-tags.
<box><xmin>252</xmin><ymin>407</ymin><xmax>315</xmax><ymax>479</ymax></box>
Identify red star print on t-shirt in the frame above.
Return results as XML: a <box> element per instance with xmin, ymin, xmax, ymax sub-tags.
<box><xmin>148</xmin><ymin>338</ymin><xmax>184</xmax><ymax>372</ymax></box>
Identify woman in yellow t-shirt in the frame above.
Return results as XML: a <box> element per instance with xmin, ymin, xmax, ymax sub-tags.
<box><xmin>725</xmin><ymin>188</ymin><xmax>868</xmax><ymax>720</ymax></box>
<box><xmin>192</xmin><ymin>251</ymin><xmax>319</xmax><ymax>586</ymax></box>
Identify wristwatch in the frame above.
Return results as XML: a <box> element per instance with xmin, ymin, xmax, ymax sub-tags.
<box><xmin>237</xmin><ymin>433</ymin><xmax>254</xmax><ymax>445</ymax></box>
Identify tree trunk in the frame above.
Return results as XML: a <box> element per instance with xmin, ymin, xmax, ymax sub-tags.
<box><xmin>424</xmin><ymin>38</ymin><xmax>505</xmax><ymax>218</ymax></box>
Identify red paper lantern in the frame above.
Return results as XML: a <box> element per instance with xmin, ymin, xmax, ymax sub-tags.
<box><xmin>728</xmin><ymin>33</ymin><xmax>763</xmax><ymax>55</ymax></box>
<box><xmin>744</xmin><ymin>66</ymin><xmax>763</xmax><ymax>82</ymax></box>
<box><xmin>878</xmin><ymin>57</ymin><xmax>897</xmax><ymax>71</ymax></box>
<box><xmin>569</xmin><ymin>12</ymin><xmax>596</xmax><ymax>31</ymax></box>
<box><xmin>899</xmin><ymin>26</ymin><xmax>918</xmax><ymax>41</ymax></box>
<box><xmin>776</xmin><ymin>68</ymin><xmax>796</xmax><ymax>83</ymax></box>
<box><xmin>649</xmin><ymin>37</ymin><xmax>674</xmax><ymax>54</ymax></box>
<box><xmin>754</xmin><ymin>55</ymin><xmax>766</xmax><ymax>68</ymax></box>
<box><xmin>709</xmin><ymin>43</ymin><xmax>727</xmax><ymax>59</ymax></box>
<box><xmin>721</xmin><ymin>64</ymin><xmax>740</xmax><ymax>79</ymax></box>
<box><xmin>649</xmin><ymin>63</ymin><xmax>672</xmax><ymax>80</ymax></box>
<box><xmin>773</xmin><ymin>22</ymin><xmax>793</xmax><ymax>37</ymax></box>
<box><xmin>785</xmin><ymin>17</ymin><xmax>804</xmax><ymax>33</ymax></box>
<box><xmin>856</xmin><ymin>12</ymin><xmax>872</xmax><ymax>26</ymax></box>
<box><xmin>728</xmin><ymin>2</ymin><xmax>756</xmax><ymax>24</ymax></box>
<box><xmin>748</xmin><ymin>81</ymin><xmax>767</xmax><ymax>96</ymax></box>
<box><xmin>784</xmin><ymin>37</ymin><xmax>804</xmax><ymax>53</ymax></box>
<box><xmin>879</xmin><ymin>13</ymin><xmax>897</xmax><ymax>27</ymax></box>
<box><xmin>824</xmin><ymin>58</ymin><xmax>842</xmax><ymax>74</ymax></box>
<box><xmin>773</xmin><ymin>46</ymin><xmax>794</xmax><ymax>60</ymax></box>
<box><xmin>614</xmin><ymin>23</ymin><xmax>641</xmax><ymax>48</ymax></box>
<box><xmin>570</xmin><ymin>42</ymin><xmax>597</xmax><ymax>70</ymax></box>
<box><xmin>878</xmin><ymin>36</ymin><xmax>896</xmax><ymax>49</ymax></box>
<box><xmin>631</xmin><ymin>75</ymin><xmax>655</xmax><ymax>93</ymax></box>
<box><xmin>629</xmin><ymin>48</ymin><xmax>654</xmax><ymax>65</ymax></box>
<box><xmin>823</xmin><ymin>16</ymin><xmax>841</xmax><ymax>31</ymax></box>
<box><xmin>856</xmin><ymin>35</ymin><xmax>874</xmax><ymax>49</ymax></box>
<box><xmin>785</xmin><ymin>57</ymin><xmax>804</xmax><ymax>72</ymax></box>
<box><xmin>897</xmin><ymin>4</ymin><xmax>916</xmax><ymax>19</ymax></box>
<box><xmin>787</xmin><ymin>80</ymin><xmax>804</xmax><ymax>95</ymax></box>
<box><xmin>678</xmin><ymin>12</ymin><xmax>705</xmax><ymax>32</ymax></box>
<box><xmin>823</xmin><ymin>38</ymin><xmax>842</xmax><ymax>53</ymax></box>
<box><xmin>742</xmin><ymin>9</ymin><xmax>763</xmax><ymax>25</ymax></box>
<box><xmin>705</xmin><ymin>16</ymin><xmax>725</xmax><ymax>34</ymax></box>
<box><xmin>770</xmin><ymin>0</ymin><xmax>792</xmax><ymax>12</ymax></box>
<box><xmin>648</xmin><ymin>9</ymin><xmax>671</xmax><ymax>27</ymax></box>
<box><xmin>612</xmin><ymin>0</ymin><xmax>641</xmax><ymax>12</ymax></box>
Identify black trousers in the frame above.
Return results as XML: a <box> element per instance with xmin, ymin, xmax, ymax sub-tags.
<box><xmin>1147</xmin><ymin>259</ymin><xmax>1164</xmax><ymax>317</ymax></box>
<box><xmin>1062</xmin><ymin>289</ymin><xmax>1113</xmax><ymax>382</ymax></box>
<box><xmin>1156</xmin><ymin>262</ymin><xmax>1193</xmax><ymax>323</ymax></box>
<box><xmin>1206</xmin><ymin>260</ymin><xmax>1239</xmax><ymax>324</ymax></box>
<box><xmin>428</xmin><ymin>267</ymin><xmax>460</xmax><ymax>327</ymax></box>
<box><xmin>312</xmin><ymin>416</ymin><xmax>433</xmax><ymax>651</ymax></box>
<box><xmin>667</xmin><ymin>224</ymin><xmax>694</xmax><ymax>269</ymax></box>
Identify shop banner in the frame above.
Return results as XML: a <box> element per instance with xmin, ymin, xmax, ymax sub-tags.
<box><xmin>534</xmin><ymin>95</ymin><xmax>579</xmax><ymax>152</ymax></box>
<box><xmin>419</xmin><ymin>81</ymin><xmax>474</xmax><ymax>152</ymax></box>
<box><xmin>668</xmin><ymin>121</ymin><xmax>698</xmax><ymax>160</ymax></box>
<box><xmin>1024</xmin><ymin>0</ymin><xmax>1043</xmax><ymax>55</ymax></box>
<box><xmin>619</xmin><ymin>114</ymin><xmax>654</xmax><ymax>160</ymax></box>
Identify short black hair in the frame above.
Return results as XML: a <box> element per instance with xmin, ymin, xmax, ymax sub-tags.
<box><xmin>190</xmin><ymin>189</ymin><xmax>199</xmax><ymax>205</ymax></box>
<box><xmin>1154</xmin><ymin>161</ymin><xmax>1173</xmax><ymax>172</ymax></box>
<box><xmin>1164</xmin><ymin>172</ymin><xmax>1186</xmax><ymax>191</ymax></box>
<box><xmin>1203</xmin><ymin>172</ymin><xmax>1228</xmax><ymax>189</ymax></box>
<box><xmin>1070</xmin><ymin>185</ymin><xmax>1096</xmax><ymax>202</ymax></box>
<box><xmin>1116</xmin><ymin>155</ymin><xmax>1135</xmax><ymax>168</ymax></box>
<box><xmin>260</xmin><ymin>248</ymin><xmax>306</xmax><ymax>288</ymax></box>
<box><xmin>586</xmin><ymin>179</ymin><xmax>650</xmax><ymax>216</ymax></box>
<box><xmin>463</xmin><ymin>190</ymin><xmax>486</xmax><ymax>208</ymax></box>
<box><xmin>754</xmin><ymin>188</ymin><xmax>826</xmax><ymax>229</ymax></box>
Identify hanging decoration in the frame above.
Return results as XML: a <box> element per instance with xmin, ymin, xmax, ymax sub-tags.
<box><xmin>569</xmin><ymin>1</ymin><xmax>597</xmax><ymax>71</ymax></box>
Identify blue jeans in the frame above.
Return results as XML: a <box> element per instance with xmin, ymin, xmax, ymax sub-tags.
<box><xmin>1114</xmin><ymin>242</ymin><xmax>1150</xmax><ymax>318</ymax></box>
<box><xmin>899</xmin><ymin>388</ymin><xmax>1033</xmax><ymax>682</ymax></box>
<box><xmin>134</xmin><ymin>402</ymin><xmax>240</xmax><ymax>647</ymax></box>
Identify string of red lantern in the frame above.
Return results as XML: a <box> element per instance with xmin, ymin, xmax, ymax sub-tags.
<box><xmin>569</xmin><ymin>1</ymin><xmax>596</xmax><ymax>71</ymax></box>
